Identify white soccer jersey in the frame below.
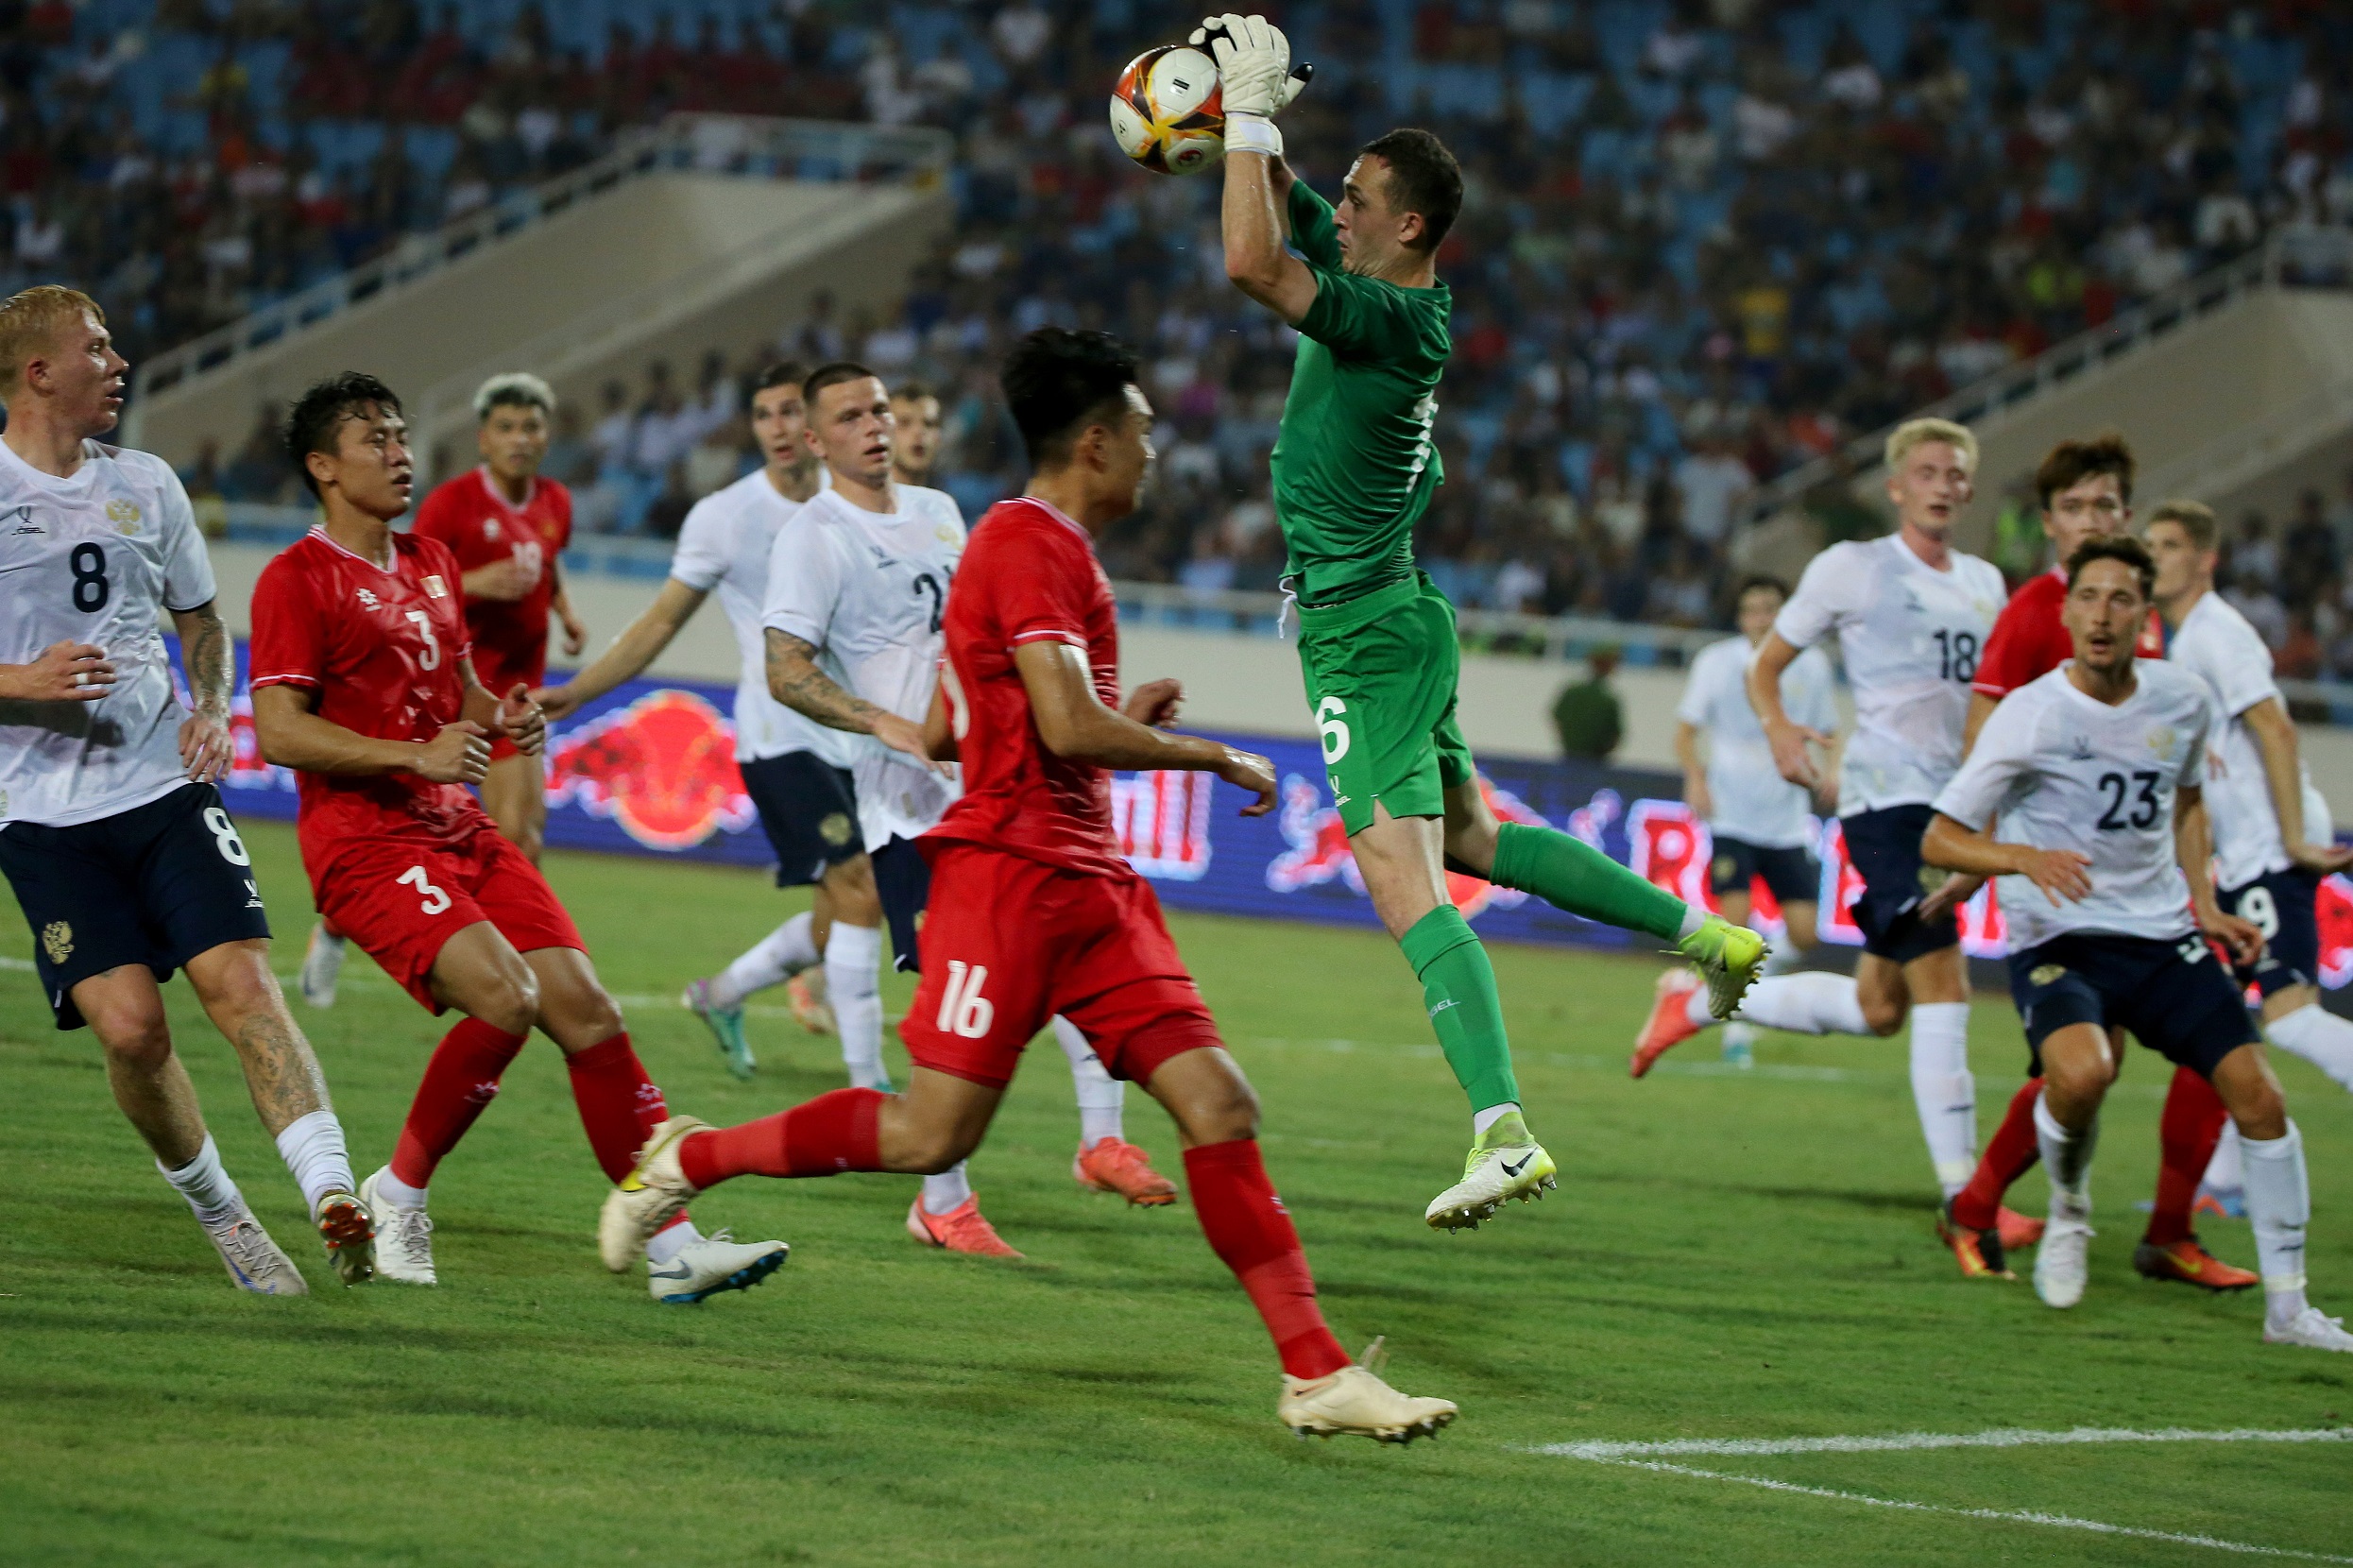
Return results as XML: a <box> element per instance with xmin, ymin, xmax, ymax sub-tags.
<box><xmin>1774</xmin><ymin>533</ymin><xmax>2006</xmax><ymax>816</ymax></box>
<box><xmin>1932</xmin><ymin>661</ymin><xmax>2214</xmax><ymax>950</ymax></box>
<box><xmin>761</xmin><ymin>483</ymin><xmax>965</xmax><ymax>848</ymax></box>
<box><xmin>1677</xmin><ymin>635</ymin><xmax>1838</xmax><ymax>848</ymax></box>
<box><xmin>0</xmin><ymin>439</ymin><xmax>213</xmax><ymax>827</ymax></box>
<box><xmin>667</xmin><ymin>470</ymin><xmax>852</xmax><ymax>768</ymax></box>
<box><xmin>2165</xmin><ymin>589</ymin><xmax>2332</xmax><ymax>891</ymax></box>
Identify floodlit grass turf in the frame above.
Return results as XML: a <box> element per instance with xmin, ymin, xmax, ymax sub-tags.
<box><xmin>4</xmin><ymin>823</ymin><xmax>2349</xmax><ymax>1566</ymax></box>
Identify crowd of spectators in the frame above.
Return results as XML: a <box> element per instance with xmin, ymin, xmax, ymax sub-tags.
<box><xmin>13</xmin><ymin>0</ymin><xmax>2353</xmax><ymax>628</ymax></box>
<box><xmin>2202</xmin><ymin>467</ymin><xmax>2353</xmax><ymax>685</ymax></box>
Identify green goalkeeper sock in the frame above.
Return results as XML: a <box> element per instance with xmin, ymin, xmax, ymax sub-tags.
<box><xmin>1490</xmin><ymin>821</ymin><xmax>1691</xmax><ymax>943</ymax></box>
<box><xmin>1399</xmin><ymin>906</ymin><xmax>1519</xmax><ymax>1115</ymax></box>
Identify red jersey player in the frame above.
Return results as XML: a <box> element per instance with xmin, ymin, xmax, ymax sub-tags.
<box><xmin>250</xmin><ymin>372</ymin><xmax>783</xmax><ymax>1304</ymax></box>
<box><xmin>1937</xmin><ymin>434</ymin><xmax>2255</xmax><ymax>1292</ymax></box>
<box><xmin>600</xmin><ymin>329</ymin><xmax>1458</xmax><ymax>1441</ymax></box>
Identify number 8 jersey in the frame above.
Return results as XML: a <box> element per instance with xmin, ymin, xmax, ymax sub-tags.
<box><xmin>1931</xmin><ymin>661</ymin><xmax>2215</xmax><ymax>950</ymax></box>
<box><xmin>1774</xmin><ymin>533</ymin><xmax>2007</xmax><ymax>816</ymax></box>
<box><xmin>0</xmin><ymin>438</ymin><xmax>215</xmax><ymax>827</ymax></box>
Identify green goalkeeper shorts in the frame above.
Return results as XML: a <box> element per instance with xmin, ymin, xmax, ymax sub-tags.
<box><xmin>1294</xmin><ymin>571</ymin><xmax>1475</xmax><ymax>836</ymax></box>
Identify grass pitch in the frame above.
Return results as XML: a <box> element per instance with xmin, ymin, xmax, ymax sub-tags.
<box><xmin>3</xmin><ymin>822</ymin><xmax>2349</xmax><ymax>1566</ymax></box>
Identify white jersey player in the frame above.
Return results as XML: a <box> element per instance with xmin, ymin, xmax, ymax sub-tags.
<box><xmin>1922</xmin><ymin>537</ymin><xmax>2350</xmax><ymax>1352</ymax></box>
<box><xmin>1742</xmin><ymin>418</ymin><xmax>2008</xmax><ymax>1205</ymax></box>
<box><xmin>759</xmin><ymin>363</ymin><xmax>1181</xmax><ymax>1253</ymax></box>
<box><xmin>0</xmin><ymin>285</ymin><xmax>370</xmax><ymax>1293</ymax></box>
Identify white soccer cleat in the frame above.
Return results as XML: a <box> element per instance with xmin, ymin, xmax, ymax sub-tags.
<box><xmin>2034</xmin><ymin>1216</ymin><xmax>2093</xmax><ymax>1309</ymax></box>
<box><xmin>200</xmin><ymin>1208</ymin><xmax>308</xmax><ymax>1296</ymax></box>
<box><xmin>1278</xmin><ymin>1339</ymin><xmax>1458</xmax><ymax>1443</ymax></box>
<box><xmin>600</xmin><ymin>1116</ymin><xmax>708</xmax><ymax>1273</ymax></box>
<box><xmin>647</xmin><ymin>1229</ymin><xmax>788</xmax><ymax>1304</ymax></box>
<box><xmin>360</xmin><ymin>1167</ymin><xmax>436</xmax><ymax>1286</ymax></box>
<box><xmin>1424</xmin><ymin>1140</ymin><xmax>1558</xmax><ymax>1231</ymax></box>
<box><xmin>2264</xmin><ymin>1305</ymin><xmax>2353</xmax><ymax>1354</ymax></box>
<box><xmin>298</xmin><ymin>923</ymin><xmax>347</xmax><ymax>1010</ymax></box>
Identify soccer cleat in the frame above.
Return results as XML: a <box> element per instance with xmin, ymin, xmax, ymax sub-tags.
<box><xmin>360</xmin><ymin>1167</ymin><xmax>435</xmax><ymax>1286</ymax></box>
<box><xmin>2132</xmin><ymin>1236</ymin><xmax>2259</xmax><ymax>1292</ymax></box>
<box><xmin>1424</xmin><ymin>1135</ymin><xmax>1558</xmax><ymax>1232</ymax></box>
<box><xmin>648</xmin><ymin>1229</ymin><xmax>788</xmax><ymax>1304</ymax></box>
<box><xmin>1673</xmin><ymin>915</ymin><xmax>1767</xmax><ymax>1020</ymax></box>
<box><xmin>906</xmin><ymin>1193</ymin><xmax>1023</xmax><ymax>1257</ymax></box>
<box><xmin>2264</xmin><ymin>1306</ymin><xmax>2353</xmax><ymax>1354</ymax></box>
<box><xmin>200</xmin><ymin>1208</ymin><xmax>308</xmax><ymax>1296</ymax></box>
<box><xmin>1629</xmin><ymin>968</ymin><xmax>1706</xmax><ymax>1079</ymax></box>
<box><xmin>1936</xmin><ymin>1200</ymin><xmax>2013</xmax><ymax>1280</ymax></box>
<box><xmin>1996</xmin><ymin>1206</ymin><xmax>2046</xmax><ymax>1252</ymax></box>
<box><xmin>680</xmin><ymin>978</ymin><xmax>756</xmax><ymax>1080</ymax></box>
<box><xmin>2194</xmin><ymin>1184</ymin><xmax>2247</xmax><ymax>1220</ymax></box>
<box><xmin>787</xmin><ymin>969</ymin><xmax>835</xmax><ymax>1035</ymax></box>
<box><xmin>1278</xmin><ymin>1339</ymin><xmax>1458</xmax><ymax>1443</ymax></box>
<box><xmin>2034</xmin><ymin>1215</ymin><xmax>2093</xmax><ymax>1308</ymax></box>
<box><xmin>315</xmin><ymin>1187</ymin><xmax>376</xmax><ymax>1287</ymax></box>
<box><xmin>1073</xmin><ymin>1137</ymin><xmax>1179</xmax><ymax>1206</ymax></box>
<box><xmin>298</xmin><ymin>923</ymin><xmax>346</xmax><ymax>1009</ymax></box>
<box><xmin>600</xmin><ymin>1116</ymin><xmax>708</xmax><ymax>1272</ymax></box>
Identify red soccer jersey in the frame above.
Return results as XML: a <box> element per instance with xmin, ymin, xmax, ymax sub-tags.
<box><xmin>249</xmin><ymin>527</ymin><xmax>495</xmax><ymax>871</ymax></box>
<box><xmin>929</xmin><ymin>497</ymin><xmax>1127</xmax><ymax>876</ymax></box>
<box><xmin>1971</xmin><ymin>566</ymin><xmax>2166</xmax><ymax>700</ymax></box>
<box><xmin>409</xmin><ymin>468</ymin><xmax>572</xmax><ymax>693</ymax></box>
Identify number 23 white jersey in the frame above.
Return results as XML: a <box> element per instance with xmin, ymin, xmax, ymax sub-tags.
<box><xmin>0</xmin><ymin>438</ymin><xmax>213</xmax><ymax>827</ymax></box>
<box><xmin>1774</xmin><ymin>533</ymin><xmax>2006</xmax><ymax>816</ymax></box>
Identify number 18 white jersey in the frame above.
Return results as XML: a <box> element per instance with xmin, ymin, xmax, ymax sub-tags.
<box><xmin>1931</xmin><ymin>661</ymin><xmax>2214</xmax><ymax>951</ymax></box>
<box><xmin>1774</xmin><ymin>533</ymin><xmax>2006</xmax><ymax>816</ymax></box>
<box><xmin>0</xmin><ymin>438</ymin><xmax>213</xmax><ymax>827</ymax></box>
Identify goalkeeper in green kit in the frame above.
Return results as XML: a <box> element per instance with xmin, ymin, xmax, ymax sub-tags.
<box><xmin>1202</xmin><ymin>13</ymin><xmax>1766</xmax><ymax>1229</ymax></box>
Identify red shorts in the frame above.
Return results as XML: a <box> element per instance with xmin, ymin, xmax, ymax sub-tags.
<box><xmin>900</xmin><ymin>843</ymin><xmax>1220</xmax><ymax>1090</ymax></box>
<box><xmin>313</xmin><ymin>828</ymin><xmax>584</xmax><ymax>1013</ymax></box>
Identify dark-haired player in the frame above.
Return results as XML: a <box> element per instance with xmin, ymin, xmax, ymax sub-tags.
<box><xmin>1923</xmin><ymin>537</ymin><xmax>2351</xmax><ymax>1352</ymax></box>
<box><xmin>1212</xmin><ymin>15</ymin><xmax>1762</xmax><ymax>1229</ymax></box>
<box><xmin>603</xmin><ymin>327</ymin><xmax>1459</xmax><ymax>1440</ymax></box>
<box><xmin>249</xmin><ymin>372</ymin><xmax>784</xmax><ymax>1304</ymax></box>
<box><xmin>0</xmin><ymin>284</ymin><xmax>372</xmax><ymax>1294</ymax></box>
<box><xmin>888</xmin><ymin>379</ymin><xmax>943</xmax><ymax>489</ymax></box>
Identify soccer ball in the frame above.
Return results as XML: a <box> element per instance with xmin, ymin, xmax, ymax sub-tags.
<box><xmin>1108</xmin><ymin>44</ymin><xmax>1224</xmax><ymax>176</ymax></box>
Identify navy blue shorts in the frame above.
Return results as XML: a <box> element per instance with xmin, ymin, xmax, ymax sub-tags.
<box><xmin>1839</xmin><ymin>804</ymin><xmax>1959</xmax><ymax>963</ymax></box>
<box><xmin>0</xmin><ymin>783</ymin><xmax>272</xmax><ymax>1031</ymax></box>
<box><xmin>2219</xmin><ymin>868</ymin><xmax>2321</xmax><ymax>998</ymax></box>
<box><xmin>2005</xmin><ymin>931</ymin><xmax>2259</xmax><ymax>1079</ymax></box>
<box><xmin>740</xmin><ymin>752</ymin><xmax>862</xmax><ymax>888</ymax></box>
<box><xmin>871</xmin><ymin>834</ymin><xmax>930</xmax><ymax>974</ymax></box>
<box><xmin>1709</xmin><ymin>835</ymin><xmax>1819</xmax><ymax>907</ymax></box>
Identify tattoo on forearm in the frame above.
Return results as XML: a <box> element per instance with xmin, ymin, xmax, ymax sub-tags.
<box><xmin>765</xmin><ymin>629</ymin><xmax>884</xmax><ymax>733</ymax></box>
<box><xmin>186</xmin><ymin>605</ymin><xmax>231</xmax><ymax>714</ymax></box>
<box><xmin>234</xmin><ymin>1007</ymin><xmax>329</xmax><ymax>1129</ymax></box>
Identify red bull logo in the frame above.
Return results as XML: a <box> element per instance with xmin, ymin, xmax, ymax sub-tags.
<box><xmin>1264</xmin><ymin>773</ymin><xmax>1548</xmax><ymax>917</ymax></box>
<box><xmin>1113</xmin><ymin>769</ymin><xmax>1213</xmax><ymax>880</ymax></box>
<box><xmin>546</xmin><ymin>689</ymin><xmax>755</xmax><ymax>851</ymax></box>
<box><xmin>2318</xmin><ymin>874</ymin><xmax>2353</xmax><ymax>988</ymax></box>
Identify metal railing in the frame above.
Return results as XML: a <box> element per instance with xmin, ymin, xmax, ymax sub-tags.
<box><xmin>131</xmin><ymin>114</ymin><xmax>953</xmax><ymax>405</ymax></box>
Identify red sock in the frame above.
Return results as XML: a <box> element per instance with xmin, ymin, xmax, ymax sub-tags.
<box><xmin>565</xmin><ymin>1033</ymin><xmax>670</xmax><ymax>1184</ymax></box>
<box><xmin>2146</xmin><ymin>1065</ymin><xmax>2228</xmax><ymax>1247</ymax></box>
<box><xmin>390</xmin><ymin>1017</ymin><xmax>528</xmax><ymax>1187</ymax></box>
<box><xmin>1952</xmin><ymin>1078</ymin><xmax>2044</xmax><ymax>1232</ymax></box>
<box><xmin>676</xmin><ymin>1087</ymin><xmax>886</xmax><ymax>1188</ymax></box>
<box><xmin>1183</xmin><ymin>1139</ymin><xmax>1350</xmax><ymax>1382</ymax></box>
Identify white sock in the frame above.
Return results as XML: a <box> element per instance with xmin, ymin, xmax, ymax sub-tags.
<box><xmin>921</xmin><ymin>1161</ymin><xmax>973</xmax><ymax>1215</ymax></box>
<box><xmin>826</xmin><ymin>922</ymin><xmax>887</xmax><ymax>1089</ymax></box>
<box><xmin>1471</xmin><ymin>1100</ymin><xmax>1521</xmax><ymax>1137</ymax></box>
<box><xmin>2240</xmin><ymin>1121</ymin><xmax>2311</xmax><ymax>1327</ymax></box>
<box><xmin>644</xmin><ymin>1218</ymin><xmax>704</xmax><ymax>1266</ymax></box>
<box><xmin>2203</xmin><ymin>1120</ymin><xmax>2244</xmax><ymax>1194</ymax></box>
<box><xmin>1731</xmin><ymin>972</ymin><xmax>1868</xmax><ymax>1035</ymax></box>
<box><xmin>2265</xmin><ymin>1003</ymin><xmax>2353</xmax><ymax>1093</ymax></box>
<box><xmin>2033</xmin><ymin>1090</ymin><xmax>2097</xmax><ymax>1219</ymax></box>
<box><xmin>1910</xmin><ymin>1002</ymin><xmax>1976</xmax><ymax>1198</ymax></box>
<box><xmin>714</xmin><ymin>912</ymin><xmax>823</xmax><ymax>1010</ymax></box>
<box><xmin>1676</xmin><ymin>904</ymin><xmax>1706</xmax><ymax>940</ymax></box>
<box><xmin>158</xmin><ymin>1134</ymin><xmax>244</xmax><ymax>1224</ymax></box>
<box><xmin>1052</xmin><ymin>1015</ymin><xmax>1125</xmax><ymax>1147</ymax></box>
<box><xmin>1682</xmin><ymin>982</ymin><xmax>1719</xmax><ymax>1029</ymax></box>
<box><xmin>273</xmin><ymin>1109</ymin><xmax>356</xmax><ymax>1219</ymax></box>
<box><xmin>371</xmin><ymin>1165</ymin><xmax>428</xmax><ymax>1211</ymax></box>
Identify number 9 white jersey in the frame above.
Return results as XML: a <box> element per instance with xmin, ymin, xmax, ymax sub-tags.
<box><xmin>0</xmin><ymin>439</ymin><xmax>214</xmax><ymax>827</ymax></box>
<box><xmin>1773</xmin><ymin>533</ymin><xmax>2006</xmax><ymax>816</ymax></box>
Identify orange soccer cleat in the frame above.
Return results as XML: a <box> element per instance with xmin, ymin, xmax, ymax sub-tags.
<box><xmin>785</xmin><ymin>970</ymin><xmax>834</xmax><ymax>1035</ymax></box>
<box><xmin>1996</xmin><ymin>1206</ymin><xmax>2046</xmax><ymax>1252</ymax></box>
<box><xmin>2133</xmin><ymin>1236</ymin><xmax>2259</xmax><ymax>1292</ymax></box>
<box><xmin>1937</xmin><ymin>1200</ymin><xmax>2015</xmax><ymax>1280</ymax></box>
<box><xmin>1629</xmin><ymin>969</ymin><xmax>1706</xmax><ymax>1079</ymax></box>
<box><xmin>1074</xmin><ymin>1137</ymin><xmax>1179</xmax><ymax>1206</ymax></box>
<box><xmin>906</xmin><ymin>1193</ymin><xmax>1023</xmax><ymax>1258</ymax></box>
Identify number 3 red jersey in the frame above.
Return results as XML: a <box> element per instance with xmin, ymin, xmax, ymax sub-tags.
<box><xmin>248</xmin><ymin>526</ymin><xmax>495</xmax><ymax>871</ymax></box>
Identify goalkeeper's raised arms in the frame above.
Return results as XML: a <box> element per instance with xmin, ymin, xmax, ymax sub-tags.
<box><xmin>1190</xmin><ymin>13</ymin><xmax>1311</xmax><ymax>155</ymax></box>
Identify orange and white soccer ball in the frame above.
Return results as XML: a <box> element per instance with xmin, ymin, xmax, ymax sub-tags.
<box><xmin>1108</xmin><ymin>44</ymin><xmax>1224</xmax><ymax>175</ymax></box>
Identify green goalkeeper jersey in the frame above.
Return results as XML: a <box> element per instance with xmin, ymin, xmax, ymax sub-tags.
<box><xmin>1270</xmin><ymin>179</ymin><xmax>1453</xmax><ymax>605</ymax></box>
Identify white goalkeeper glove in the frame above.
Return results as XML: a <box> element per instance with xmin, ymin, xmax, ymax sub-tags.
<box><xmin>1191</xmin><ymin>14</ymin><xmax>1306</xmax><ymax>157</ymax></box>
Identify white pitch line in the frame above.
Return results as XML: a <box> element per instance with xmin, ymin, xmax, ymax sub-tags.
<box><xmin>0</xmin><ymin>955</ymin><xmax>31</xmax><ymax>972</ymax></box>
<box><xmin>1543</xmin><ymin>1424</ymin><xmax>2353</xmax><ymax>1461</ymax></box>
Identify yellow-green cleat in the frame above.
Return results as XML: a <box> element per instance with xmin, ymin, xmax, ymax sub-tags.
<box><xmin>1675</xmin><ymin>915</ymin><xmax>1767</xmax><ymax>1020</ymax></box>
